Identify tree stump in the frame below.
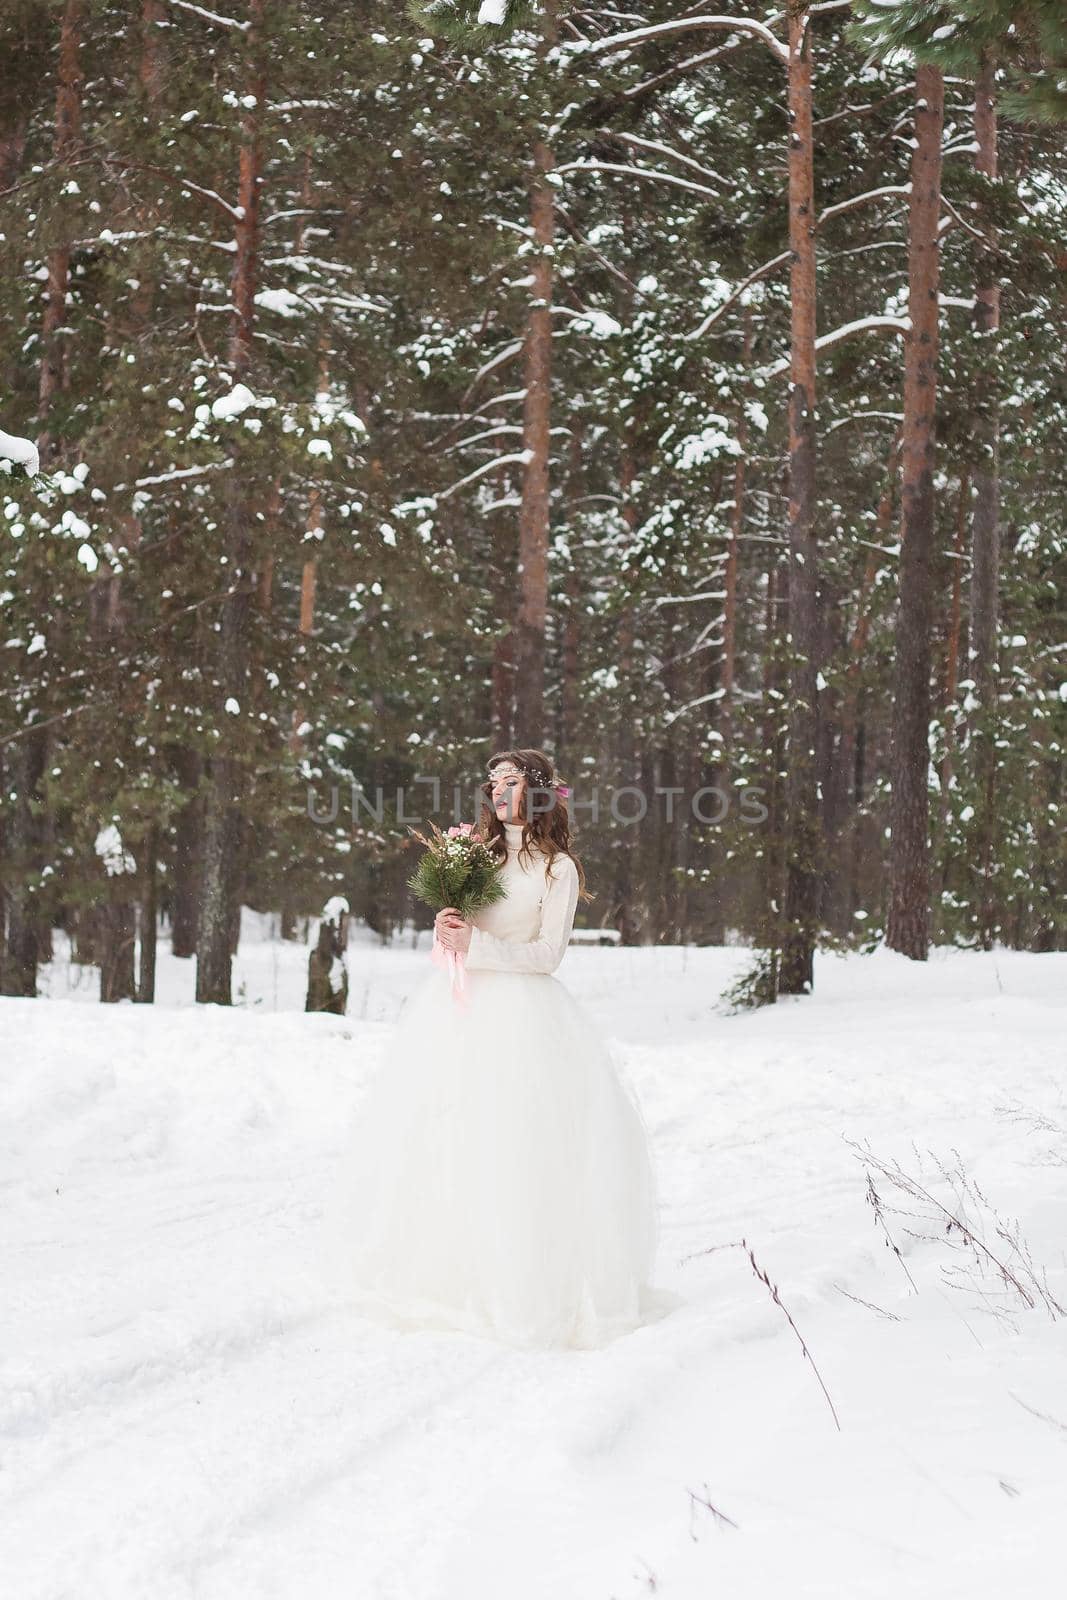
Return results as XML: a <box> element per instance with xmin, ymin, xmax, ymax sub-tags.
<box><xmin>100</xmin><ymin>901</ymin><xmax>136</xmax><ymax>1003</ymax></box>
<box><xmin>306</xmin><ymin>896</ymin><xmax>350</xmax><ymax>1014</ymax></box>
<box><xmin>95</xmin><ymin>825</ymin><xmax>137</xmax><ymax>1004</ymax></box>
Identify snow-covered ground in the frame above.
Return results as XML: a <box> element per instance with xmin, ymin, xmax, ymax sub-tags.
<box><xmin>3</xmin><ymin>928</ymin><xmax>1065</xmax><ymax>1599</ymax></box>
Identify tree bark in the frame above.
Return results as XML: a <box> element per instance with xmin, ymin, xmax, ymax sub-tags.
<box><xmin>759</xmin><ymin>558</ymin><xmax>788</xmax><ymax>999</ymax></box>
<box><xmin>99</xmin><ymin>899</ymin><xmax>136</xmax><ymax>1003</ymax></box>
<box><xmin>513</xmin><ymin>138</ymin><xmax>554</xmax><ymax>742</ymax></box>
<box><xmin>490</xmin><ymin>610</ymin><xmax>515</xmax><ymax>747</ymax></box>
<box><xmin>557</xmin><ymin>420</ymin><xmax>584</xmax><ymax>760</ymax></box>
<box><xmin>780</xmin><ymin>8</ymin><xmax>821</xmax><ymax>996</ymax></box>
<box><xmin>968</xmin><ymin>52</ymin><xmax>1001</xmax><ymax>950</ymax></box>
<box><xmin>0</xmin><ymin>122</ymin><xmax>27</xmax><ymax>191</ymax></box>
<box><xmin>170</xmin><ymin>745</ymin><xmax>201</xmax><ymax>957</ymax></box>
<box><xmin>943</xmin><ymin>471</ymin><xmax>968</xmax><ymax>713</ymax></box>
<box><xmin>887</xmin><ymin>64</ymin><xmax>945</xmax><ymax>961</ymax></box>
<box><xmin>609</xmin><ymin>197</ymin><xmax>645</xmax><ymax>947</ymax></box>
<box><xmin>611</xmin><ymin>431</ymin><xmax>641</xmax><ymax>947</ymax></box>
<box><xmin>7</xmin><ymin>0</ymin><xmax>85</xmax><ymax>996</ymax></box>
<box><xmin>938</xmin><ymin>469</ymin><xmax>968</xmax><ymax>825</ymax></box>
<box><xmin>137</xmin><ymin>824</ymin><xmax>158</xmax><ymax>1003</ymax></box>
<box><xmin>290</xmin><ymin>342</ymin><xmax>328</xmax><ymax>754</ymax></box>
<box><xmin>840</xmin><ymin>438</ymin><xmax>900</xmax><ymax>813</ymax></box>
<box><xmin>721</xmin><ymin>308</ymin><xmax>753</xmax><ymax>756</ymax></box>
<box><xmin>37</xmin><ymin>0</ymin><xmax>84</xmax><ymax>451</ymax></box>
<box><xmin>196</xmin><ymin>0</ymin><xmax>265</xmax><ymax>1004</ymax></box>
<box><xmin>512</xmin><ymin>2</ymin><xmax>558</xmax><ymax>743</ymax></box>
<box><xmin>306</xmin><ymin>903</ymin><xmax>350</xmax><ymax>1014</ymax></box>
<box><xmin>1</xmin><ymin>728</ymin><xmax>47</xmax><ymax>996</ymax></box>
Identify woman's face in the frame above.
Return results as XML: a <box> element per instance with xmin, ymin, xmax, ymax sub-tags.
<box><xmin>489</xmin><ymin>762</ymin><xmax>525</xmax><ymax>822</ymax></box>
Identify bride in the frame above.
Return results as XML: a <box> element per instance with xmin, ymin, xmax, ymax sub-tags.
<box><xmin>317</xmin><ymin>748</ymin><xmax>676</xmax><ymax>1349</ymax></box>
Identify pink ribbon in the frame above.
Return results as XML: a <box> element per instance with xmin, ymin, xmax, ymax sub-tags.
<box><xmin>431</xmin><ymin>928</ymin><xmax>469</xmax><ymax>1009</ymax></box>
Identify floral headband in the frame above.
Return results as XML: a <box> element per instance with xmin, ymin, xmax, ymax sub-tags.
<box><xmin>486</xmin><ymin>759</ymin><xmax>571</xmax><ymax>799</ymax></box>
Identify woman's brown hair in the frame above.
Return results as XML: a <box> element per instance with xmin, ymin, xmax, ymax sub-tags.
<box><xmin>478</xmin><ymin>747</ymin><xmax>592</xmax><ymax>903</ymax></box>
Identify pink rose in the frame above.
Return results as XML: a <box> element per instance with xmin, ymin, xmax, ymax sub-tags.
<box><xmin>446</xmin><ymin>823</ymin><xmax>474</xmax><ymax>837</ymax></box>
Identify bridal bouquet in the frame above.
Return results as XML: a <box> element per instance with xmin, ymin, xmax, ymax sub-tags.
<box><xmin>406</xmin><ymin>822</ymin><xmax>507</xmax><ymax>1005</ymax></box>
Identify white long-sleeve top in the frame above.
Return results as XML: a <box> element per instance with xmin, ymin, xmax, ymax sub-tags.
<box><xmin>465</xmin><ymin>822</ymin><xmax>581</xmax><ymax>976</ymax></box>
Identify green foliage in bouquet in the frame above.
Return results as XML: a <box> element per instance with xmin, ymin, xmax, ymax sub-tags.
<box><xmin>406</xmin><ymin>822</ymin><xmax>508</xmax><ymax>919</ymax></box>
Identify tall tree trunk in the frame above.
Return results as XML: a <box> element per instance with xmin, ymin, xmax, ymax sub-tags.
<box><xmin>170</xmin><ymin>745</ymin><xmax>201</xmax><ymax>957</ymax></box>
<box><xmin>840</xmin><ymin>438</ymin><xmax>900</xmax><ymax>815</ymax></box>
<box><xmin>37</xmin><ymin>0</ymin><xmax>83</xmax><ymax>453</ymax></box>
<box><xmin>609</xmin><ymin>200</ymin><xmax>643</xmax><ymax>946</ymax></box>
<box><xmin>512</xmin><ymin>3</ymin><xmax>558</xmax><ymax>743</ymax></box>
<box><xmin>288</xmin><ymin>182</ymin><xmax>326</xmax><ymax>758</ymax></box>
<box><xmin>780</xmin><ymin>8</ymin><xmax>821</xmax><ymax>995</ymax></box>
<box><xmin>137</xmin><ymin>0</ymin><xmax>165</xmax><ymax>98</ymax></box>
<box><xmin>557</xmin><ymin>420</ymin><xmax>584</xmax><ymax>761</ymax></box>
<box><xmin>721</xmin><ymin>308</ymin><xmax>753</xmax><ymax>757</ymax></box>
<box><xmin>938</xmin><ymin>468</ymin><xmax>969</xmax><ymax>825</ymax></box>
<box><xmin>99</xmin><ymin>898</ymin><xmax>136</xmax><ymax>1002</ymax></box>
<box><xmin>196</xmin><ymin>0</ymin><xmax>265</xmax><ymax>1005</ymax></box>
<box><xmin>513</xmin><ymin>143</ymin><xmax>554</xmax><ymax>742</ymax></box>
<box><xmin>288</xmin><ymin>503</ymin><xmax>319</xmax><ymax>755</ymax></box>
<box><xmin>0</xmin><ymin>120</ymin><xmax>27</xmax><ymax>190</ymax></box>
<box><xmin>831</xmin><ymin>455</ymin><xmax>895</xmax><ymax>934</ymax></box>
<box><xmin>7</xmin><ymin>0</ymin><xmax>85</xmax><ymax>997</ymax></box>
<box><xmin>943</xmin><ymin>472</ymin><xmax>968</xmax><ymax>711</ymax></box>
<box><xmin>968</xmin><ymin>52</ymin><xmax>1001</xmax><ymax>950</ymax></box>
<box><xmin>291</xmin><ymin>342</ymin><xmax>329</xmax><ymax>755</ymax></box>
<box><xmin>759</xmin><ymin>558</ymin><xmax>788</xmax><ymax>998</ymax></box>
<box><xmin>1</xmin><ymin>729</ymin><xmax>47</xmax><ymax>996</ymax></box>
<box><xmin>137</xmin><ymin>824</ymin><xmax>158</xmax><ymax>1003</ymax></box>
<box><xmin>490</xmin><ymin>605</ymin><xmax>515</xmax><ymax>747</ymax></box>
<box><xmin>887</xmin><ymin>64</ymin><xmax>945</xmax><ymax>961</ymax></box>
<box><xmin>611</xmin><ymin>433</ymin><xmax>641</xmax><ymax>947</ymax></box>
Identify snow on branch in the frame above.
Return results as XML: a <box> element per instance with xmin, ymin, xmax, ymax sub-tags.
<box><xmin>623</xmin><ymin>43</ymin><xmax>736</xmax><ymax>103</ymax></box>
<box><xmin>95</xmin><ymin>825</ymin><xmax>136</xmax><ymax>877</ymax></box>
<box><xmin>825</xmin><ymin>410</ymin><xmax>904</xmax><ymax>433</ymax></box>
<box><xmin>596</xmin><ymin>130</ymin><xmax>727</xmax><ymax>191</ymax></box>
<box><xmin>818</xmin><ymin>184</ymin><xmax>911</xmax><ymax>226</ymax></box>
<box><xmin>124</xmin><ymin>460</ymin><xmax>234</xmax><ymax>492</ymax></box>
<box><xmin>555</xmin><ymin>158</ymin><xmax>721</xmax><ymax>202</ymax></box>
<box><xmin>434</xmin><ymin>452</ymin><xmax>533</xmax><ymax>502</ymax></box>
<box><xmin>758</xmin><ymin>316</ymin><xmax>910</xmax><ymax>380</ymax></box>
<box><xmin>664</xmin><ymin>689</ymin><xmax>727</xmax><ymax>725</ymax></box>
<box><xmin>463</xmin><ymin>340</ymin><xmax>524</xmax><ymax>395</ymax></box>
<box><xmin>687</xmin><ymin>251</ymin><xmax>791</xmax><ymax>341</ymax></box>
<box><xmin>164</xmin><ymin>0</ymin><xmax>250</xmax><ymax>29</ymax></box>
<box><xmin>689</xmin><ymin>189</ymin><xmax>913</xmax><ymax>341</ymax></box>
<box><xmin>654</xmin><ymin>590</ymin><xmax>727</xmax><ymax>606</ymax></box>
<box><xmin>576</xmin><ymin>15</ymin><xmax>789</xmax><ymax>69</ymax></box>
<box><xmin>101</xmin><ymin>157</ymin><xmax>242</xmax><ymax>222</ymax></box>
<box><xmin>939</xmin><ymin>193</ymin><xmax>998</xmax><ymax>250</ymax></box>
<box><xmin>0</xmin><ymin>426</ymin><xmax>40</xmax><ymax>479</ymax></box>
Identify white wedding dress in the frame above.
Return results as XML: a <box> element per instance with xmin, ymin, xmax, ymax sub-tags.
<box><xmin>317</xmin><ymin>820</ymin><xmax>676</xmax><ymax>1350</ymax></box>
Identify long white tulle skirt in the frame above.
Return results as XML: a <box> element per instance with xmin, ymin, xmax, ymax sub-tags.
<box><xmin>316</xmin><ymin>961</ymin><xmax>678</xmax><ymax>1350</ymax></box>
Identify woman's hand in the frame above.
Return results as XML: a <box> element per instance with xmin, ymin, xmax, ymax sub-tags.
<box><xmin>435</xmin><ymin>907</ymin><xmax>472</xmax><ymax>955</ymax></box>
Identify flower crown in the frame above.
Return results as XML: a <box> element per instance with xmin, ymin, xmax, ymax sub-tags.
<box><xmin>485</xmin><ymin>759</ymin><xmax>571</xmax><ymax>799</ymax></box>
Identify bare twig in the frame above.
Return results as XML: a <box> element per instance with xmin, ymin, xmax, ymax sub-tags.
<box><xmin>864</xmin><ymin>1169</ymin><xmax>919</xmax><ymax>1293</ymax></box>
<box><xmin>679</xmin><ymin>1236</ymin><xmax>840</xmax><ymax>1428</ymax></box>
<box><xmin>833</xmin><ymin>1283</ymin><xmax>903</xmax><ymax>1321</ymax></box>
<box><xmin>848</xmin><ymin>1138</ymin><xmax>1065</xmax><ymax>1322</ymax></box>
<box><xmin>1011</xmin><ymin>1392</ymin><xmax>1067</xmax><ymax>1436</ymax></box>
<box><xmin>686</xmin><ymin>1482</ymin><xmax>740</xmax><ymax>1534</ymax></box>
<box><xmin>678</xmin><ymin>1239</ymin><xmax>744</xmax><ymax>1264</ymax></box>
<box><xmin>741</xmin><ymin>1237</ymin><xmax>842</xmax><ymax>1431</ymax></box>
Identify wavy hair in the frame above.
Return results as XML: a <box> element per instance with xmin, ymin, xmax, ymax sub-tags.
<box><xmin>477</xmin><ymin>746</ymin><xmax>591</xmax><ymax>903</ymax></box>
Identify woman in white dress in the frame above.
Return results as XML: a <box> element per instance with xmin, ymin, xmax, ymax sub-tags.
<box><xmin>318</xmin><ymin>748</ymin><xmax>675</xmax><ymax>1350</ymax></box>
